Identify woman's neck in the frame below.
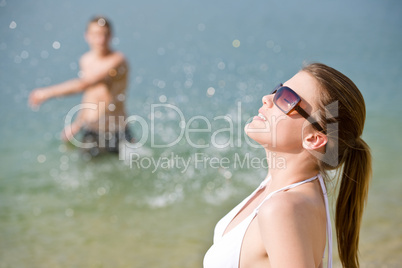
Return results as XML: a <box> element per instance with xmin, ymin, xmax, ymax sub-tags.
<box><xmin>265</xmin><ymin>149</ymin><xmax>319</xmax><ymax>188</ymax></box>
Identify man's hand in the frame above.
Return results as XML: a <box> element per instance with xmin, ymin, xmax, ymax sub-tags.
<box><xmin>28</xmin><ymin>88</ymin><xmax>48</xmax><ymax>109</ymax></box>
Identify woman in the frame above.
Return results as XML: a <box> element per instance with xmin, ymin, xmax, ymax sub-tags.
<box><xmin>204</xmin><ymin>63</ymin><xmax>371</xmax><ymax>268</ymax></box>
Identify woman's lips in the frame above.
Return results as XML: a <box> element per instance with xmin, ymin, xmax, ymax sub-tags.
<box><xmin>253</xmin><ymin>113</ymin><xmax>267</xmax><ymax>122</ymax></box>
<box><xmin>257</xmin><ymin>112</ymin><xmax>267</xmax><ymax>121</ymax></box>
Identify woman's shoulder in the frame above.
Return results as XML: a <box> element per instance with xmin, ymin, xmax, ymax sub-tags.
<box><xmin>255</xmin><ymin>185</ymin><xmax>327</xmax><ymax>266</ymax></box>
<box><xmin>257</xmin><ymin>189</ymin><xmax>320</xmax><ymax>228</ymax></box>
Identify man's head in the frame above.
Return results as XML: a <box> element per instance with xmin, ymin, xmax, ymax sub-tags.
<box><xmin>85</xmin><ymin>16</ymin><xmax>113</xmax><ymax>55</ymax></box>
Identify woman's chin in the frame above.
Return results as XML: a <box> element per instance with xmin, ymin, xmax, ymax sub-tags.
<box><xmin>244</xmin><ymin>123</ymin><xmax>250</xmax><ymax>135</ymax></box>
<box><xmin>244</xmin><ymin>124</ymin><xmax>269</xmax><ymax>147</ymax></box>
<box><xmin>244</xmin><ymin>120</ymin><xmax>269</xmax><ymax>136</ymax></box>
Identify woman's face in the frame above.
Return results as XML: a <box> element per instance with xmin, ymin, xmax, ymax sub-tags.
<box><xmin>245</xmin><ymin>71</ymin><xmax>320</xmax><ymax>153</ymax></box>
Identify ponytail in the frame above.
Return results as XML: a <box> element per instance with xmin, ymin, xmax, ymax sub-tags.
<box><xmin>302</xmin><ymin>62</ymin><xmax>373</xmax><ymax>268</ymax></box>
<box><xmin>335</xmin><ymin>138</ymin><xmax>372</xmax><ymax>268</ymax></box>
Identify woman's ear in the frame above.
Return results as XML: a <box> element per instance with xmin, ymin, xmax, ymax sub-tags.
<box><xmin>302</xmin><ymin>132</ymin><xmax>328</xmax><ymax>151</ymax></box>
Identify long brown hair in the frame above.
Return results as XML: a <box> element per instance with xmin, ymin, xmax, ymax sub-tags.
<box><xmin>302</xmin><ymin>63</ymin><xmax>372</xmax><ymax>268</ymax></box>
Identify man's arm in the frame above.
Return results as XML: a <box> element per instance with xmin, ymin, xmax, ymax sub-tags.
<box><xmin>29</xmin><ymin>79</ymin><xmax>90</xmax><ymax>108</ymax></box>
<box><xmin>28</xmin><ymin>53</ymin><xmax>125</xmax><ymax>108</ymax></box>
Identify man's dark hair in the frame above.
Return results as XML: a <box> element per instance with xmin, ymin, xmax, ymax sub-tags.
<box><xmin>88</xmin><ymin>16</ymin><xmax>112</xmax><ymax>34</ymax></box>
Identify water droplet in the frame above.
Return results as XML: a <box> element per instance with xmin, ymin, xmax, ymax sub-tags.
<box><xmin>97</xmin><ymin>18</ymin><xmax>106</xmax><ymax>26</ymax></box>
<box><xmin>9</xmin><ymin>21</ymin><xmax>16</xmax><ymax>29</ymax></box>
<box><xmin>60</xmin><ymin>155</ymin><xmax>69</xmax><ymax>164</ymax></box>
<box><xmin>245</xmin><ymin>95</ymin><xmax>254</xmax><ymax>102</ymax></box>
<box><xmin>69</xmin><ymin>62</ymin><xmax>77</xmax><ymax>70</ymax></box>
<box><xmin>108</xmin><ymin>68</ymin><xmax>117</xmax><ymax>77</ymax></box>
<box><xmin>273</xmin><ymin>45</ymin><xmax>281</xmax><ymax>53</ymax></box>
<box><xmin>157</xmin><ymin>80</ymin><xmax>166</xmax><ymax>89</ymax></box>
<box><xmin>97</xmin><ymin>187</ymin><xmax>106</xmax><ymax>196</ymax></box>
<box><xmin>154</xmin><ymin>110</ymin><xmax>162</xmax><ymax>118</ymax></box>
<box><xmin>58</xmin><ymin>144</ymin><xmax>67</xmax><ymax>153</ymax></box>
<box><xmin>237</xmin><ymin>82</ymin><xmax>247</xmax><ymax>91</ymax></box>
<box><xmin>52</xmin><ymin>41</ymin><xmax>61</xmax><ymax>49</ymax></box>
<box><xmin>207</xmin><ymin>87</ymin><xmax>215</xmax><ymax>96</ymax></box>
<box><xmin>232</xmin><ymin>39</ymin><xmax>240</xmax><ymax>48</ymax></box>
<box><xmin>14</xmin><ymin>55</ymin><xmax>22</xmax><ymax>64</ymax></box>
<box><xmin>37</xmin><ymin>154</ymin><xmax>46</xmax><ymax>163</ymax></box>
<box><xmin>186</xmin><ymin>72</ymin><xmax>193</xmax><ymax>80</ymax></box>
<box><xmin>184</xmin><ymin>79</ymin><xmax>193</xmax><ymax>88</ymax></box>
<box><xmin>135</xmin><ymin>76</ymin><xmax>143</xmax><ymax>84</ymax></box>
<box><xmin>159</xmin><ymin>95</ymin><xmax>167</xmax><ymax>103</ymax></box>
<box><xmin>60</xmin><ymin>162</ymin><xmax>69</xmax><ymax>171</ymax></box>
<box><xmin>117</xmin><ymin>93</ymin><xmax>125</xmax><ymax>101</ymax></box>
<box><xmin>108</xmin><ymin>103</ymin><xmax>116</xmax><ymax>111</ymax></box>
<box><xmin>224</xmin><ymin>170</ymin><xmax>232</xmax><ymax>179</ymax></box>
<box><xmin>40</xmin><ymin>50</ymin><xmax>49</xmax><ymax>59</ymax></box>
<box><xmin>207</xmin><ymin>182</ymin><xmax>215</xmax><ymax>190</ymax></box>
<box><xmin>217</xmin><ymin>61</ymin><xmax>225</xmax><ymax>70</ymax></box>
<box><xmin>20</xmin><ymin>50</ymin><xmax>29</xmax><ymax>59</ymax></box>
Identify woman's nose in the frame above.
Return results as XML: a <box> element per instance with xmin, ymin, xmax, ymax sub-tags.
<box><xmin>262</xmin><ymin>95</ymin><xmax>274</xmax><ymax>108</ymax></box>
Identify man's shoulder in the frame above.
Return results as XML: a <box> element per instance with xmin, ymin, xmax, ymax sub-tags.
<box><xmin>106</xmin><ymin>52</ymin><xmax>127</xmax><ymax>70</ymax></box>
<box><xmin>80</xmin><ymin>51</ymin><xmax>126</xmax><ymax>62</ymax></box>
<box><xmin>80</xmin><ymin>52</ymin><xmax>92</xmax><ymax>64</ymax></box>
<box><xmin>111</xmin><ymin>51</ymin><xmax>126</xmax><ymax>62</ymax></box>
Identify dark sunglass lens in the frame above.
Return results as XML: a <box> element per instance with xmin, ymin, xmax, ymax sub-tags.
<box><xmin>275</xmin><ymin>87</ymin><xmax>299</xmax><ymax>113</ymax></box>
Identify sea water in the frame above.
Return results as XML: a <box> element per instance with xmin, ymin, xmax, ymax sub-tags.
<box><xmin>0</xmin><ymin>0</ymin><xmax>401</xmax><ymax>267</ymax></box>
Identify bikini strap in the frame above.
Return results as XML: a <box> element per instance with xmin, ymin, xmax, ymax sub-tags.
<box><xmin>253</xmin><ymin>174</ymin><xmax>332</xmax><ymax>267</ymax></box>
<box><xmin>255</xmin><ymin>175</ymin><xmax>318</xmax><ymax>213</ymax></box>
<box><xmin>318</xmin><ymin>173</ymin><xmax>332</xmax><ymax>268</ymax></box>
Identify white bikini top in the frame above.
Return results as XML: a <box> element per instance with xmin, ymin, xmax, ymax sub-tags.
<box><xmin>203</xmin><ymin>174</ymin><xmax>332</xmax><ymax>268</ymax></box>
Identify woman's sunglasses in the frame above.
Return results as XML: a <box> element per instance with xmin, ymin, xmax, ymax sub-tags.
<box><xmin>270</xmin><ymin>84</ymin><xmax>324</xmax><ymax>132</ymax></box>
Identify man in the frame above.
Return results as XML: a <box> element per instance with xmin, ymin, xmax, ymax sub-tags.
<box><xmin>29</xmin><ymin>16</ymin><xmax>133</xmax><ymax>155</ymax></box>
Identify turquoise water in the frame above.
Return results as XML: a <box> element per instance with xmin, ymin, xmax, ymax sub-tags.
<box><xmin>1</xmin><ymin>0</ymin><xmax>401</xmax><ymax>267</ymax></box>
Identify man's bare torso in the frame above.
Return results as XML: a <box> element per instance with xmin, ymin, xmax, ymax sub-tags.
<box><xmin>79</xmin><ymin>51</ymin><xmax>129</xmax><ymax>132</ymax></box>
